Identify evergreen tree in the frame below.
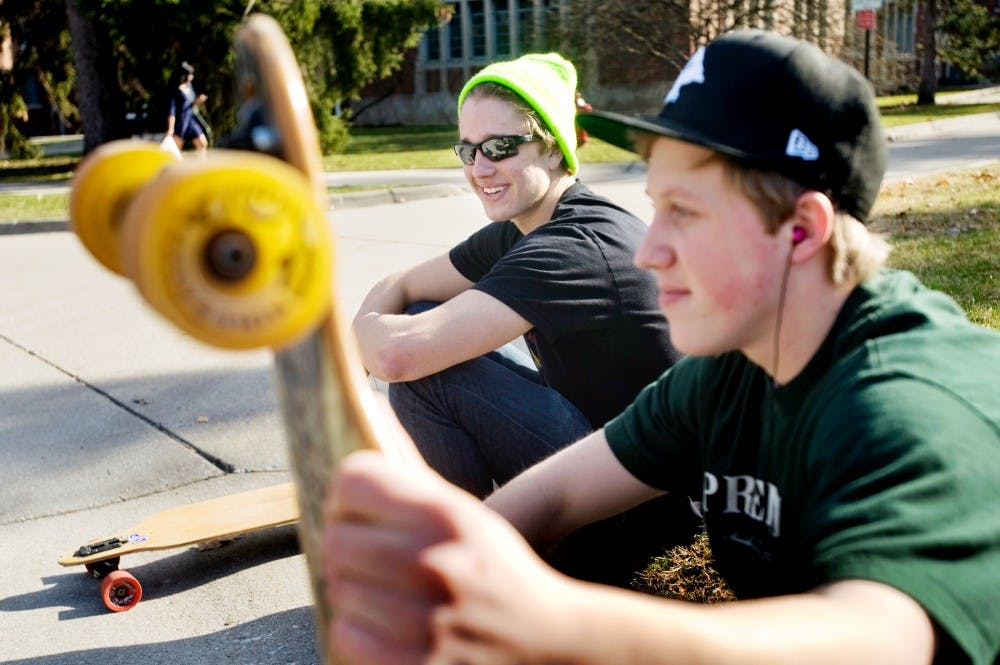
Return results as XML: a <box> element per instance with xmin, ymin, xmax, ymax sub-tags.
<box><xmin>939</xmin><ymin>0</ymin><xmax>1000</xmax><ymax>79</ymax></box>
<box><xmin>0</xmin><ymin>0</ymin><xmax>76</xmax><ymax>158</ymax></box>
<box><xmin>5</xmin><ymin>0</ymin><xmax>443</xmax><ymax>155</ymax></box>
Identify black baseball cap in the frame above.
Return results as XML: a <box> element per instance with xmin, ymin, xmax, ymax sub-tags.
<box><xmin>577</xmin><ymin>30</ymin><xmax>886</xmax><ymax>221</ymax></box>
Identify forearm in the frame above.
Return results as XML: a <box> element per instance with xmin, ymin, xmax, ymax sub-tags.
<box><xmin>166</xmin><ymin>115</ymin><xmax>176</xmax><ymax>134</ymax></box>
<box><xmin>352</xmin><ymin>264</ymin><xmax>521</xmax><ymax>382</ymax></box>
<box><xmin>486</xmin><ymin>463</ymin><xmax>574</xmax><ymax>550</ymax></box>
<box><xmin>557</xmin><ymin>579</ymin><xmax>934</xmax><ymax>665</ymax></box>
<box><xmin>352</xmin><ymin>275</ymin><xmax>412</xmax><ymax>379</ymax></box>
<box><xmin>487</xmin><ymin>431</ymin><xmax>659</xmax><ymax>551</ymax></box>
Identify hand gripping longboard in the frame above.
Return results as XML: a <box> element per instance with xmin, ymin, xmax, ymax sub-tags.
<box><xmin>67</xmin><ymin>14</ymin><xmax>393</xmax><ymax>659</ymax></box>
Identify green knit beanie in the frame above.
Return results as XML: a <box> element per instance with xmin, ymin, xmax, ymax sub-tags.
<box><xmin>457</xmin><ymin>53</ymin><xmax>579</xmax><ymax>174</ymax></box>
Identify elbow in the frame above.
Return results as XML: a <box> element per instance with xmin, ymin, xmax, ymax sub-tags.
<box><xmin>367</xmin><ymin>340</ymin><xmax>421</xmax><ymax>383</ymax></box>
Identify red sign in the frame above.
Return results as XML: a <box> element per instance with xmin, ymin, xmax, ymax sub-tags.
<box><xmin>856</xmin><ymin>9</ymin><xmax>875</xmax><ymax>30</ymax></box>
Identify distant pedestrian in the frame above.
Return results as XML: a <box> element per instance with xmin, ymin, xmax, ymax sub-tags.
<box><xmin>165</xmin><ymin>61</ymin><xmax>209</xmax><ymax>155</ymax></box>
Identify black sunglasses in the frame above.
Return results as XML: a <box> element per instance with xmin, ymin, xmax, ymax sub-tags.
<box><xmin>453</xmin><ymin>134</ymin><xmax>537</xmax><ymax>165</ymax></box>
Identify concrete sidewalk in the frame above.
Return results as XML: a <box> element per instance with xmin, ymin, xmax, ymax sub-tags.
<box><xmin>1</xmin><ymin>105</ymin><xmax>998</xmax><ymax>664</ymax></box>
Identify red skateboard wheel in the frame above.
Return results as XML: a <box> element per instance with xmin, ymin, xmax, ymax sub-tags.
<box><xmin>100</xmin><ymin>569</ymin><xmax>143</xmax><ymax>612</ymax></box>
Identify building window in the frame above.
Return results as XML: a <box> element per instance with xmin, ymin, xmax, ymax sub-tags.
<box><xmin>495</xmin><ymin>0</ymin><xmax>513</xmax><ymax>58</ymax></box>
<box><xmin>449</xmin><ymin>2</ymin><xmax>465</xmax><ymax>60</ymax></box>
<box><xmin>517</xmin><ymin>1</ymin><xmax>538</xmax><ymax>52</ymax></box>
<box><xmin>884</xmin><ymin>0</ymin><xmax>915</xmax><ymax>54</ymax></box>
<box><xmin>418</xmin><ymin>1</ymin><xmax>569</xmax><ymax>68</ymax></box>
<box><xmin>425</xmin><ymin>26</ymin><xmax>442</xmax><ymax>63</ymax></box>
<box><xmin>469</xmin><ymin>1</ymin><xmax>487</xmax><ymax>58</ymax></box>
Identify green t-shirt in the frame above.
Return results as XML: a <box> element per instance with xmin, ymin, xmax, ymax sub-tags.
<box><xmin>606</xmin><ymin>270</ymin><xmax>1000</xmax><ymax>664</ymax></box>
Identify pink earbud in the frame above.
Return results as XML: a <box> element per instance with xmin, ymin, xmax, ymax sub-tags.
<box><xmin>792</xmin><ymin>227</ymin><xmax>806</xmax><ymax>245</ymax></box>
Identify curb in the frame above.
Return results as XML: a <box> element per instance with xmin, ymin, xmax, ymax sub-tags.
<box><xmin>0</xmin><ymin>219</ymin><xmax>68</xmax><ymax>235</ymax></box>
<box><xmin>327</xmin><ymin>183</ymin><xmax>467</xmax><ymax>208</ymax></box>
<box><xmin>0</xmin><ymin>183</ymin><xmax>471</xmax><ymax>236</ymax></box>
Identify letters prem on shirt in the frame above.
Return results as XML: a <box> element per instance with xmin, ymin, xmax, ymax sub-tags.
<box><xmin>702</xmin><ymin>472</ymin><xmax>782</xmax><ymax>537</ymax></box>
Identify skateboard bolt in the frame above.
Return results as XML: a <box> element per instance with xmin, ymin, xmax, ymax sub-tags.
<box><xmin>204</xmin><ymin>230</ymin><xmax>257</xmax><ymax>282</ymax></box>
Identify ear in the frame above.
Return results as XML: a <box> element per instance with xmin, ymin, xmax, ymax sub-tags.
<box><xmin>786</xmin><ymin>191</ymin><xmax>834</xmax><ymax>263</ymax></box>
<box><xmin>547</xmin><ymin>144</ymin><xmax>565</xmax><ymax>171</ymax></box>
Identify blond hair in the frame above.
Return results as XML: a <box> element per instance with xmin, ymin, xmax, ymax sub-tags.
<box><xmin>462</xmin><ymin>82</ymin><xmax>566</xmax><ymax>171</ymax></box>
<box><xmin>724</xmin><ymin>163</ymin><xmax>890</xmax><ymax>286</ymax></box>
<box><xmin>636</xmin><ymin>134</ymin><xmax>889</xmax><ymax>285</ymax></box>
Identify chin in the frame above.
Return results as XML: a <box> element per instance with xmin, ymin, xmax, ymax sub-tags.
<box><xmin>668</xmin><ymin>328</ymin><xmax>727</xmax><ymax>358</ymax></box>
<box><xmin>481</xmin><ymin>203</ymin><xmax>513</xmax><ymax>222</ymax></box>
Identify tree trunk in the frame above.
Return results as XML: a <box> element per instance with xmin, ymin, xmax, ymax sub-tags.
<box><xmin>916</xmin><ymin>0</ymin><xmax>937</xmax><ymax>105</ymax></box>
<box><xmin>65</xmin><ymin>0</ymin><xmax>128</xmax><ymax>154</ymax></box>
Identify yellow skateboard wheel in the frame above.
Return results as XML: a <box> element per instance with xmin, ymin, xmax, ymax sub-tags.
<box><xmin>70</xmin><ymin>139</ymin><xmax>181</xmax><ymax>276</ymax></box>
<box><xmin>119</xmin><ymin>151</ymin><xmax>332</xmax><ymax>350</ymax></box>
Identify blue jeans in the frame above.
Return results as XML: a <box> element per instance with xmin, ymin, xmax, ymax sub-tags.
<box><xmin>388</xmin><ymin>305</ymin><xmax>592</xmax><ymax>498</ymax></box>
<box><xmin>388</xmin><ymin>302</ymin><xmax>701</xmax><ymax>587</ymax></box>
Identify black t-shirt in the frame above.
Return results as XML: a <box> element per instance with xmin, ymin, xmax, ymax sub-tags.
<box><xmin>449</xmin><ymin>182</ymin><xmax>680</xmax><ymax>426</ymax></box>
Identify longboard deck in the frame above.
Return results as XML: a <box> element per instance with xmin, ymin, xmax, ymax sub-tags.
<box><xmin>63</xmin><ymin>11</ymin><xmax>384</xmax><ymax>637</ymax></box>
<box><xmin>59</xmin><ymin>483</ymin><xmax>298</xmax><ymax>568</ymax></box>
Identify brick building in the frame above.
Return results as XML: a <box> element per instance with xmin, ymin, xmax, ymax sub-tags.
<box><xmin>353</xmin><ymin>0</ymin><xmax>998</xmax><ymax>127</ymax></box>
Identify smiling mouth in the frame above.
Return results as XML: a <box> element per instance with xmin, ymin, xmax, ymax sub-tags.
<box><xmin>481</xmin><ymin>185</ymin><xmax>505</xmax><ymax>195</ymax></box>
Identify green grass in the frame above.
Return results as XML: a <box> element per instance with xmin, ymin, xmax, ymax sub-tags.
<box><xmin>323</xmin><ymin>125</ymin><xmax>458</xmax><ymax>171</ymax></box>
<box><xmin>869</xmin><ymin>165</ymin><xmax>1000</xmax><ymax>328</ymax></box>
<box><xmin>0</xmin><ymin>155</ymin><xmax>79</xmax><ymax>183</ymax></box>
<box><xmin>880</xmin><ymin>102</ymin><xmax>1000</xmax><ymax>128</ymax></box>
<box><xmin>889</xmin><ymin>227</ymin><xmax>999</xmax><ymax>328</ymax></box>
<box><xmin>0</xmin><ymin>190</ymin><xmax>70</xmax><ymax>221</ymax></box>
<box><xmin>876</xmin><ymin>87</ymin><xmax>975</xmax><ymax>107</ymax></box>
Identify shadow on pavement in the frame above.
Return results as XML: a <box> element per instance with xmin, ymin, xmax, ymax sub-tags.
<box><xmin>3</xmin><ymin>607</ymin><xmax>319</xmax><ymax>664</ymax></box>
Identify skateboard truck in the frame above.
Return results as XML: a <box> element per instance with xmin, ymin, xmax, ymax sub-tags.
<box><xmin>73</xmin><ymin>537</ymin><xmax>128</xmax><ymax>558</ymax></box>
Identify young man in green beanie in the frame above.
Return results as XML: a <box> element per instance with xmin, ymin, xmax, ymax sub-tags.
<box><xmin>352</xmin><ymin>53</ymin><xmax>695</xmax><ymax>585</ymax></box>
<box><xmin>325</xmin><ymin>31</ymin><xmax>999</xmax><ymax>664</ymax></box>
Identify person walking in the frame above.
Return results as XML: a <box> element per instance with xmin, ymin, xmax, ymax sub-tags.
<box><xmin>164</xmin><ymin>61</ymin><xmax>209</xmax><ymax>155</ymax></box>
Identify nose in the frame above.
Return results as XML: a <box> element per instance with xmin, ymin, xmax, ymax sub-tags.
<box><xmin>634</xmin><ymin>217</ymin><xmax>676</xmax><ymax>270</ymax></box>
<box><xmin>470</xmin><ymin>149</ymin><xmax>496</xmax><ymax>177</ymax></box>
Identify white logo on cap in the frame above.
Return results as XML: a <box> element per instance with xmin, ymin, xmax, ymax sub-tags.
<box><xmin>785</xmin><ymin>129</ymin><xmax>819</xmax><ymax>161</ymax></box>
<box><xmin>664</xmin><ymin>47</ymin><xmax>706</xmax><ymax>104</ymax></box>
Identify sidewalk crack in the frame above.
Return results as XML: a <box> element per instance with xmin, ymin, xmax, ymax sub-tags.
<box><xmin>0</xmin><ymin>333</ymin><xmax>236</xmax><ymax>474</ymax></box>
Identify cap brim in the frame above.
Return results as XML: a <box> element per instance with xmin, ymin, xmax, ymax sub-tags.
<box><xmin>577</xmin><ymin>110</ymin><xmax>677</xmax><ymax>153</ymax></box>
<box><xmin>580</xmin><ymin>109</ymin><xmax>773</xmax><ymax>171</ymax></box>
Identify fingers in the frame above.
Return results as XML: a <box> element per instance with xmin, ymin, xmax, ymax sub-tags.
<box><xmin>323</xmin><ymin>451</ymin><xmax>463</xmax><ymax>664</ymax></box>
<box><xmin>329</xmin><ymin>613</ymin><xmax>428</xmax><ymax>665</ymax></box>
<box><xmin>325</xmin><ymin>450</ymin><xmax>464</xmax><ymax>528</ymax></box>
<box><xmin>322</xmin><ymin>445</ymin><xmax>545</xmax><ymax>665</ymax></box>
<box><xmin>426</xmin><ymin>625</ymin><xmax>522</xmax><ymax>665</ymax></box>
<box><xmin>324</xmin><ymin>519</ymin><xmax>448</xmax><ymax>597</ymax></box>
<box><xmin>328</xmin><ymin>572</ymin><xmax>441</xmax><ymax>664</ymax></box>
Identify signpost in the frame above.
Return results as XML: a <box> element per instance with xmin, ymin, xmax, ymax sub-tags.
<box><xmin>851</xmin><ymin>0</ymin><xmax>881</xmax><ymax>79</ymax></box>
<box><xmin>856</xmin><ymin>9</ymin><xmax>876</xmax><ymax>29</ymax></box>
